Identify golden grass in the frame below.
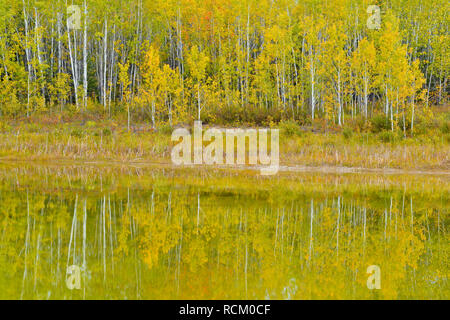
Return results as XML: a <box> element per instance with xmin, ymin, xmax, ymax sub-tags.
<box><xmin>0</xmin><ymin>121</ymin><xmax>448</xmax><ymax>171</ymax></box>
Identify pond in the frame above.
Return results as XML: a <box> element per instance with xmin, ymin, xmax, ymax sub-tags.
<box><xmin>0</xmin><ymin>163</ymin><xmax>448</xmax><ymax>299</ymax></box>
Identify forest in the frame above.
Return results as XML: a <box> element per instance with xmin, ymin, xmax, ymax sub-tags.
<box><xmin>0</xmin><ymin>0</ymin><xmax>447</xmax><ymax>132</ymax></box>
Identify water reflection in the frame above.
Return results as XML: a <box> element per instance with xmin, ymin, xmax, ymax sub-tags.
<box><xmin>0</xmin><ymin>166</ymin><xmax>448</xmax><ymax>300</ymax></box>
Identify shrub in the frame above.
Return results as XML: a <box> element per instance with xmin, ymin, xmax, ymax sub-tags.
<box><xmin>398</xmin><ymin>116</ymin><xmax>412</xmax><ymax>133</ymax></box>
<box><xmin>296</xmin><ymin>110</ymin><xmax>312</xmax><ymax>126</ymax></box>
<box><xmin>70</xmin><ymin>128</ymin><xmax>83</xmax><ymax>138</ymax></box>
<box><xmin>379</xmin><ymin>130</ymin><xmax>395</xmax><ymax>143</ymax></box>
<box><xmin>102</xmin><ymin>128</ymin><xmax>112</xmax><ymax>136</ymax></box>
<box><xmin>280</xmin><ymin>120</ymin><xmax>302</xmax><ymax>137</ymax></box>
<box><xmin>370</xmin><ymin>115</ymin><xmax>390</xmax><ymax>133</ymax></box>
<box><xmin>86</xmin><ymin>121</ymin><xmax>97</xmax><ymax>128</ymax></box>
<box><xmin>212</xmin><ymin>105</ymin><xmax>283</xmax><ymax>127</ymax></box>
<box><xmin>27</xmin><ymin>123</ymin><xmax>40</xmax><ymax>133</ymax></box>
<box><xmin>343</xmin><ymin>127</ymin><xmax>353</xmax><ymax>140</ymax></box>
<box><xmin>159</xmin><ymin>124</ymin><xmax>174</xmax><ymax>135</ymax></box>
<box><xmin>440</xmin><ymin>121</ymin><xmax>450</xmax><ymax>134</ymax></box>
<box><xmin>347</xmin><ymin>117</ymin><xmax>366</xmax><ymax>133</ymax></box>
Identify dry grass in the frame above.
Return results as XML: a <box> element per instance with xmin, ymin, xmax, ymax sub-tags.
<box><xmin>0</xmin><ymin>120</ymin><xmax>448</xmax><ymax>171</ymax></box>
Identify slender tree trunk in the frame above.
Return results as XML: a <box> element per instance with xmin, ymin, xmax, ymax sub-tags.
<box><xmin>22</xmin><ymin>1</ymin><xmax>31</xmax><ymax>116</ymax></box>
<box><xmin>66</xmin><ymin>0</ymin><xmax>79</xmax><ymax>108</ymax></box>
<box><xmin>310</xmin><ymin>46</ymin><xmax>315</xmax><ymax>120</ymax></box>
<box><xmin>103</xmin><ymin>18</ymin><xmax>108</xmax><ymax>109</ymax></box>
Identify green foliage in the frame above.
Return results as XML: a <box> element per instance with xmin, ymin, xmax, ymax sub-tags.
<box><xmin>440</xmin><ymin>121</ymin><xmax>450</xmax><ymax>134</ymax></box>
<box><xmin>379</xmin><ymin>130</ymin><xmax>396</xmax><ymax>143</ymax></box>
<box><xmin>26</xmin><ymin>123</ymin><xmax>41</xmax><ymax>133</ymax></box>
<box><xmin>0</xmin><ymin>121</ymin><xmax>11</xmax><ymax>133</ymax></box>
<box><xmin>86</xmin><ymin>121</ymin><xmax>97</xmax><ymax>128</ymax></box>
<box><xmin>343</xmin><ymin>127</ymin><xmax>353</xmax><ymax>140</ymax></box>
<box><xmin>280</xmin><ymin>120</ymin><xmax>302</xmax><ymax>137</ymax></box>
<box><xmin>102</xmin><ymin>127</ymin><xmax>112</xmax><ymax>136</ymax></box>
<box><xmin>158</xmin><ymin>124</ymin><xmax>174</xmax><ymax>135</ymax></box>
<box><xmin>70</xmin><ymin>128</ymin><xmax>83</xmax><ymax>138</ymax></box>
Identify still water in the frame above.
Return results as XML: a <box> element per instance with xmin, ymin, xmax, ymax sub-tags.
<box><xmin>0</xmin><ymin>164</ymin><xmax>448</xmax><ymax>299</ymax></box>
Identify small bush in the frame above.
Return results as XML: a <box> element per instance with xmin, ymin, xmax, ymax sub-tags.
<box><xmin>212</xmin><ymin>105</ymin><xmax>283</xmax><ymax>127</ymax></box>
<box><xmin>102</xmin><ymin>128</ymin><xmax>112</xmax><ymax>136</ymax></box>
<box><xmin>440</xmin><ymin>121</ymin><xmax>450</xmax><ymax>134</ymax></box>
<box><xmin>398</xmin><ymin>117</ymin><xmax>412</xmax><ymax>133</ymax></box>
<box><xmin>343</xmin><ymin>127</ymin><xmax>353</xmax><ymax>140</ymax></box>
<box><xmin>70</xmin><ymin>128</ymin><xmax>83</xmax><ymax>138</ymax></box>
<box><xmin>0</xmin><ymin>121</ymin><xmax>12</xmax><ymax>133</ymax></box>
<box><xmin>159</xmin><ymin>124</ymin><xmax>174</xmax><ymax>135</ymax></box>
<box><xmin>27</xmin><ymin>123</ymin><xmax>40</xmax><ymax>133</ymax></box>
<box><xmin>370</xmin><ymin>115</ymin><xmax>390</xmax><ymax>133</ymax></box>
<box><xmin>86</xmin><ymin>121</ymin><xmax>97</xmax><ymax>128</ymax></box>
<box><xmin>379</xmin><ymin>130</ymin><xmax>395</xmax><ymax>143</ymax></box>
<box><xmin>296</xmin><ymin>110</ymin><xmax>312</xmax><ymax>126</ymax></box>
<box><xmin>445</xmin><ymin>112</ymin><xmax>450</xmax><ymax>122</ymax></box>
<box><xmin>280</xmin><ymin>120</ymin><xmax>302</xmax><ymax>137</ymax></box>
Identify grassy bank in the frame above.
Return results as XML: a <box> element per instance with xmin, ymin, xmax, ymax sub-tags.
<box><xmin>0</xmin><ymin>111</ymin><xmax>448</xmax><ymax>171</ymax></box>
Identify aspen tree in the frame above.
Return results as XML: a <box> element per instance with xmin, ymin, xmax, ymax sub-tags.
<box><xmin>186</xmin><ymin>45</ymin><xmax>210</xmax><ymax>121</ymax></box>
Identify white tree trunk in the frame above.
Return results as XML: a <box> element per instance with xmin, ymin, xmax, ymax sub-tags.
<box><xmin>83</xmin><ymin>0</ymin><xmax>88</xmax><ymax>108</ymax></box>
